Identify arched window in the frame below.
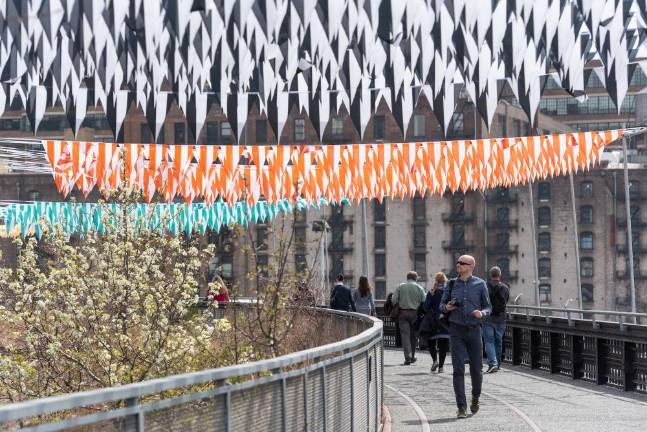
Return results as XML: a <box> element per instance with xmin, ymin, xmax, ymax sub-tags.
<box><xmin>580</xmin><ymin>232</ymin><xmax>593</xmax><ymax>250</ymax></box>
<box><xmin>496</xmin><ymin>233</ymin><xmax>510</xmax><ymax>249</ymax></box>
<box><xmin>539</xmin><ymin>284</ymin><xmax>552</xmax><ymax>304</ymax></box>
<box><xmin>496</xmin><ymin>207</ymin><xmax>509</xmax><ymax>223</ymax></box>
<box><xmin>496</xmin><ymin>257</ymin><xmax>510</xmax><ymax>277</ymax></box>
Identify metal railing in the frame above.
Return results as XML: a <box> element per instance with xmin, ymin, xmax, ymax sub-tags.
<box><xmin>507</xmin><ymin>304</ymin><xmax>647</xmax><ymax>328</ymax></box>
<box><xmin>0</xmin><ymin>308</ymin><xmax>384</xmax><ymax>432</ymax></box>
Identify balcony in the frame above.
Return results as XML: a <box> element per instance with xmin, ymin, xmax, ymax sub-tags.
<box><xmin>487</xmin><ymin>193</ymin><xmax>518</xmax><ymax>204</ymax></box>
<box><xmin>616</xmin><ymin>218</ymin><xmax>647</xmax><ymax>228</ymax></box>
<box><xmin>441</xmin><ymin>212</ymin><xmax>475</xmax><ymax>223</ymax></box>
<box><xmin>486</xmin><ymin>219</ymin><xmax>519</xmax><ymax>230</ymax></box>
<box><xmin>616</xmin><ymin>244</ymin><xmax>647</xmax><ymax>254</ymax></box>
<box><xmin>441</xmin><ymin>241</ymin><xmax>475</xmax><ymax>251</ymax></box>
<box><xmin>486</xmin><ymin>245</ymin><xmax>519</xmax><ymax>256</ymax></box>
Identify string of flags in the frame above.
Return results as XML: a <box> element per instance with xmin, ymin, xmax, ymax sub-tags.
<box><xmin>0</xmin><ymin>197</ymin><xmax>348</xmax><ymax>239</ymax></box>
<box><xmin>1</xmin><ymin>0</ymin><xmax>645</xmax><ymax>141</ymax></box>
<box><xmin>42</xmin><ymin>130</ymin><xmax>625</xmax><ymax>206</ymax></box>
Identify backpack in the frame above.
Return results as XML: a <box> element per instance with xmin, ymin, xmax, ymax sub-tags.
<box><xmin>489</xmin><ymin>282</ymin><xmax>508</xmax><ymax>317</ymax></box>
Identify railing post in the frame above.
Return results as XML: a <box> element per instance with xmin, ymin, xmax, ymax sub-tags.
<box><xmin>366</xmin><ymin>350</ymin><xmax>371</xmax><ymax>432</ymax></box>
<box><xmin>225</xmin><ymin>390</ymin><xmax>231</xmax><ymax>432</ymax></box>
<box><xmin>624</xmin><ymin>341</ymin><xmax>636</xmax><ymax>392</ymax></box>
<box><xmin>349</xmin><ymin>353</ymin><xmax>355</xmax><ymax>432</ymax></box>
<box><xmin>303</xmin><ymin>370</ymin><xmax>309</xmax><ymax>431</ymax></box>
<box><xmin>124</xmin><ymin>397</ymin><xmax>144</xmax><ymax>432</ymax></box>
<box><xmin>321</xmin><ymin>363</ymin><xmax>327</xmax><ymax>432</ymax></box>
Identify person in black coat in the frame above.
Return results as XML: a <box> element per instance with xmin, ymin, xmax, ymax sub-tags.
<box><xmin>418</xmin><ymin>272</ymin><xmax>450</xmax><ymax>373</ymax></box>
<box><xmin>330</xmin><ymin>274</ymin><xmax>356</xmax><ymax>312</ymax></box>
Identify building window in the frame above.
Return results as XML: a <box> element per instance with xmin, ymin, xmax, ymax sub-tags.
<box><xmin>206</xmin><ymin>122</ymin><xmax>218</xmax><ymax>145</ymax></box>
<box><xmin>580</xmin><ymin>181</ymin><xmax>593</xmax><ymax>198</ymax></box>
<box><xmin>374</xmin><ymin>226</ymin><xmax>386</xmax><ymax>249</ymax></box>
<box><xmin>27</xmin><ymin>190</ymin><xmax>40</xmax><ymax>201</ymax></box>
<box><xmin>332</xmin><ymin>118</ymin><xmax>344</xmax><ymax>138</ymax></box>
<box><xmin>413</xmin><ymin>114</ymin><xmax>425</xmax><ymax>137</ymax></box>
<box><xmin>495</xmin><ymin>233</ymin><xmax>510</xmax><ymax>249</ymax></box>
<box><xmin>221</xmin><ymin>122</ymin><xmax>233</xmax><ymax>143</ymax></box>
<box><xmin>294</xmin><ymin>118</ymin><xmax>306</xmax><ymax>141</ymax></box>
<box><xmin>140</xmin><ymin>124</ymin><xmax>151</xmax><ymax>143</ymax></box>
<box><xmin>375</xmin><ymin>280</ymin><xmax>386</xmax><ymax>300</ymax></box>
<box><xmin>538</xmin><ymin>182</ymin><xmax>551</xmax><ymax>200</ymax></box>
<box><xmin>414</xmin><ymin>225</ymin><xmax>426</xmax><ymax>249</ymax></box>
<box><xmin>256</xmin><ymin>120</ymin><xmax>267</xmax><ymax>143</ymax></box>
<box><xmin>581</xmin><ymin>283</ymin><xmax>594</xmax><ymax>304</ymax></box>
<box><xmin>413</xmin><ymin>195</ymin><xmax>426</xmax><ymax>221</ymax></box>
<box><xmin>538</xmin><ymin>232</ymin><xmax>551</xmax><ymax>252</ymax></box>
<box><xmin>539</xmin><ymin>284</ymin><xmax>552</xmax><ymax>304</ymax></box>
<box><xmin>631</xmin><ymin>205</ymin><xmax>641</xmax><ymax>222</ymax></box>
<box><xmin>257</xmin><ymin>254</ymin><xmax>269</xmax><ymax>277</ymax></box>
<box><xmin>452</xmin><ymin>194</ymin><xmax>465</xmax><ymax>215</ymax></box>
<box><xmin>580</xmin><ymin>205</ymin><xmax>593</xmax><ymax>224</ymax></box>
<box><xmin>450</xmin><ymin>112</ymin><xmax>464</xmax><ymax>136</ymax></box>
<box><xmin>374</xmin><ymin>253</ymin><xmax>386</xmax><ymax>277</ymax></box>
<box><xmin>538</xmin><ymin>258</ymin><xmax>551</xmax><ymax>278</ymax></box>
<box><xmin>497</xmin><ymin>257</ymin><xmax>510</xmax><ymax>278</ymax></box>
<box><xmin>373</xmin><ymin>115</ymin><xmax>385</xmax><ymax>140</ymax></box>
<box><xmin>374</xmin><ymin>199</ymin><xmax>386</xmax><ymax>222</ymax></box>
<box><xmin>581</xmin><ymin>257</ymin><xmax>594</xmax><ymax>278</ymax></box>
<box><xmin>629</xmin><ymin>180</ymin><xmax>641</xmax><ymax>198</ymax></box>
<box><xmin>451</xmin><ymin>224</ymin><xmax>465</xmax><ymax>245</ymax></box>
<box><xmin>295</xmin><ymin>209</ymin><xmax>307</xmax><ymax>223</ymax></box>
<box><xmin>493</xmin><ymin>187</ymin><xmax>510</xmax><ymax>201</ymax></box>
<box><xmin>295</xmin><ymin>254</ymin><xmax>308</xmax><ymax>273</ymax></box>
<box><xmin>256</xmin><ymin>226</ymin><xmax>268</xmax><ymax>251</ymax></box>
<box><xmin>414</xmin><ymin>253</ymin><xmax>426</xmax><ymax>278</ymax></box>
<box><xmin>174</xmin><ymin>123</ymin><xmax>186</xmax><ymax>144</ymax></box>
<box><xmin>580</xmin><ymin>232</ymin><xmax>593</xmax><ymax>250</ymax></box>
<box><xmin>496</xmin><ymin>207</ymin><xmax>509</xmax><ymax>223</ymax></box>
<box><xmin>294</xmin><ymin>226</ymin><xmax>306</xmax><ymax>246</ymax></box>
<box><xmin>538</xmin><ymin>207</ymin><xmax>551</xmax><ymax>226</ymax></box>
<box><xmin>331</xmin><ymin>254</ymin><xmax>344</xmax><ymax>279</ymax></box>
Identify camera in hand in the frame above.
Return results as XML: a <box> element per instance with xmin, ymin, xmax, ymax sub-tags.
<box><xmin>447</xmin><ymin>298</ymin><xmax>463</xmax><ymax>308</ymax></box>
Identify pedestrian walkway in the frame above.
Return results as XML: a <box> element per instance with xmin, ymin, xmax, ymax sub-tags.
<box><xmin>383</xmin><ymin>348</ymin><xmax>647</xmax><ymax>432</ymax></box>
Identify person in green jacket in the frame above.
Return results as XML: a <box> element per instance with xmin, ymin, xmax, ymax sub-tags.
<box><xmin>393</xmin><ymin>271</ymin><xmax>426</xmax><ymax>365</ymax></box>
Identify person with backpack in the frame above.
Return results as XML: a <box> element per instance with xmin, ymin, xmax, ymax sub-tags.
<box><xmin>483</xmin><ymin>266</ymin><xmax>510</xmax><ymax>373</ymax></box>
<box><xmin>352</xmin><ymin>276</ymin><xmax>376</xmax><ymax>316</ymax></box>
<box><xmin>418</xmin><ymin>272</ymin><xmax>450</xmax><ymax>373</ymax></box>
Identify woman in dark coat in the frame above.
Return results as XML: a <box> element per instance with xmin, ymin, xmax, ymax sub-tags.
<box><xmin>418</xmin><ymin>272</ymin><xmax>450</xmax><ymax>373</ymax></box>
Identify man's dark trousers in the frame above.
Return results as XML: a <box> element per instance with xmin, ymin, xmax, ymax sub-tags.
<box><xmin>449</xmin><ymin>323</ymin><xmax>483</xmax><ymax>409</ymax></box>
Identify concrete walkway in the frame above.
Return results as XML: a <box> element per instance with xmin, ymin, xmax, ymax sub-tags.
<box><xmin>383</xmin><ymin>348</ymin><xmax>647</xmax><ymax>432</ymax></box>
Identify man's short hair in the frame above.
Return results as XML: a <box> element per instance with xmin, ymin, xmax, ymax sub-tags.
<box><xmin>406</xmin><ymin>271</ymin><xmax>418</xmax><ymax>281</ymax></box>
<box><xmin>336</xmin><ymin>274</ymin><xmax>345</xmax><ymax>282</ymax></box>
<box><xmin>489</xmin><ymin>266</ymin><xmax>502</xmax><ymax>279</ymax></box>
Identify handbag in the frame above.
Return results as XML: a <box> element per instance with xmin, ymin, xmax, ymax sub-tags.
<box><xmin>389</xmin><ymin>303</ymin><xmax>401</xmax><ymax>320</ymax></box>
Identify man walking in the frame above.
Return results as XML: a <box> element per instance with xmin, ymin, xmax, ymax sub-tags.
<box><xmin>393</xmin><ymin>271</ymin><xmax>426</xmax><ymax>365</ymax></box>
<box><xmin>330</xmin><ymin>274</ymin><xmax>356</xmax><ymax>312</ymax></box>
<box><xmin>483</xmin><ymin>266</ymin><xmax>510</xmax><ymax>373</ymax></box>
<box><xmin>440</xmin><ymin>255</ymin><xmax>491</xmax><ymax>419</ymax></box>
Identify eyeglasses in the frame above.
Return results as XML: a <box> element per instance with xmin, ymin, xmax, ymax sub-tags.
<box><xmin>456</xmin><ymin>261</ymin><xmax>472</xmax><ymax>266</ymax></box>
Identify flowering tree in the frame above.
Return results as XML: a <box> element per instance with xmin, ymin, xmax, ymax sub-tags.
<box><xmin>0</xmin><ymin>205</ymin><xmax>229</xmax><ymax>404</ymax></box>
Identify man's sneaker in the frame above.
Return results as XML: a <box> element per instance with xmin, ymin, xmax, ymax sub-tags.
<box><xmin>486</xmin><ymin>365</ymin><xmax>498</xmax><ymax>374</ymax></box>
<box><xmin>438</xmin><ymin>366</ymin><xmax>444</xmax><ymax>373</ymax></box>
<box><xmin>470</xmin><ymin>396</ymin><xmax>480</xmax><ymax>414</ymax></box>
<box><xmin>410</xmin><ymin>357</ymin><xmax>417</xmax><ymax>364</ymax></box>
<box><xmin>456</xmin><ymin>407</ymin><xmax>467</xmax><ymax>418</ymax></box>
<box><xmin>496</xmin><ymin>365</ymin><xmax>501</xmax><ymax>372</ymax></box>
<box><xmin>402</xmin><ymin>359</ymin><xmax>411</xmax><ymax>366</ymax></box>
<box><xmin>430</xmin><ymin>361</ymin><xmax>439</xmax><ymax>372</ymax></box>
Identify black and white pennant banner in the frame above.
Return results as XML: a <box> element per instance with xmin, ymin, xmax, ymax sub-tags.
<box><xmin>1</xmin><ymin>0</ymin><xmax>646</xmax><ymax>142</ymax></box>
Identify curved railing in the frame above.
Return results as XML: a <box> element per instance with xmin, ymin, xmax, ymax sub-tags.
<box><xmin>0</xmin><ymin>308</ymin><xmax>384</xmax><ymax>431</ymax></box>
